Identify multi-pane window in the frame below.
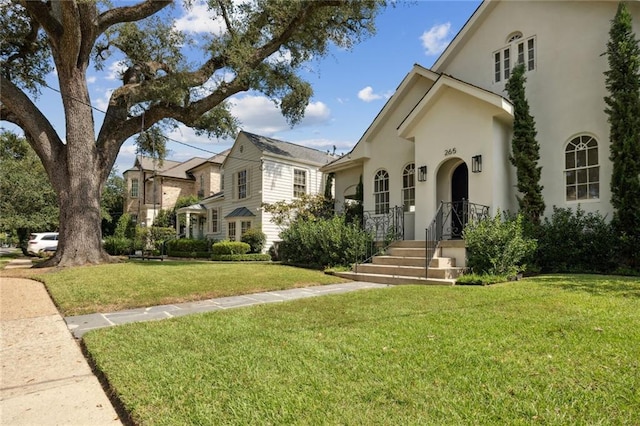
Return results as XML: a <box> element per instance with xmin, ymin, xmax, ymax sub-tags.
<box><xmin>402</xmin><ymin>164</ymin><xmax>415</xmax><ymax>213</ymax></box>
<box><xmin>241</xmin><ymin>221</ymin><xmax>251</xmax><ymax>236</ymax></box>
<box><xmin>374</xmin><ymin>169</ymin><xmax>390</xmax><ymax>215</ymax></box>
<box><xmin>228</xmin><ymin>221</ymin><xmax>236</xmax><ymax>241</ymax></box>
<box><xmin>130</xmin><ymin>178</ymin><xmax>139</xmax><ymax>198</ymax></box>
<box><xmin>493</xmin><ymin>34</ymin><xmax>536</xmax><ymax>83</ymax></box>
<box><xmin>237</xmin><ymin>170</ymin><xmax>247</xmax><ymax>199</ymax></box>
<box><xmin>293</xmin><ymin>169</ymin><xmax>306</xmax><ymax>198</ymax></box>
<box><xmin>565</xmin><ymin>135</ymin><xmax>599</xmax><ymax>201</ymax></box>
<box><xmin>210</xmin><ymin>208</ymin><xmax>219</xmax><ymax>233</ymax></box>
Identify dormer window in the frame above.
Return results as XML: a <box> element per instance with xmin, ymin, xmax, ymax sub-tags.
<box><xmin>493</xmin><ymin>33</ymin><xmax>536</xmax><ymax>83</ymax></box>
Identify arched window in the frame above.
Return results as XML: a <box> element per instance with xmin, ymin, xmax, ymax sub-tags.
<box><xmin>374</xmin><ymin>169</ymin><xmax>389</xmax><ymax>214</ymax></box>
<box><xmin>402</xmin><ymin>163</ymin><xmax>415</xmax><ymax>212</ymax></box>
<box><xmin>565</xmin><ymin>135</ymin><xmax>599</xmax><ymax>201</ymax></box>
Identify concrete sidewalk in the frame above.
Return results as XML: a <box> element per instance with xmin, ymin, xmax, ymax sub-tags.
<box><xmin>66</xmin><ymin>281</ymin><xmax>389</xmax><ymax>338</ymax></box>
<box><xmin>0</xmin><ymin>276</ymin><xmax>121</xmax><ymax>425</ymax></box>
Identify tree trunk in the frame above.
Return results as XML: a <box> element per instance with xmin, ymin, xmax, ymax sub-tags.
<box><xmin>38</xmin><ymin>66</ymin><xmax>114</xmax><ymax>267</ymax></box>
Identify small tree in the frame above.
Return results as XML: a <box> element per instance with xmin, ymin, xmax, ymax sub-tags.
<box><xmin>604</xmin><ymin>2</ymin><xmax>640</xmax><ymax>268</ymax></box>
<box><xmin>262</xmin><ymin>193</ymin><xmax>334</xmax><ymax>229</ymax></box>
<box><xmin>505</xmin><ymin>63</ymin><xmax>545</xmax><ymax>226</ymax></box>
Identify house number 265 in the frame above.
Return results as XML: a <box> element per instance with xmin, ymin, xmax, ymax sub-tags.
<box><xmin>444</xmin><ymin>148</ymin><xmax>457</xmax><ymax>156</ymax></box>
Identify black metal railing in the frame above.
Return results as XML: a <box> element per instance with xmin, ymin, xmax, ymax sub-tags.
<box><xmin>354</xmin><ymin>206</ymin><xmax>405</xmax><ymax>272</ymax></box>
<box><xmin>425</xmin><ymin>200</ymin><xmax>489</xmax><ymax>278</ymax></box>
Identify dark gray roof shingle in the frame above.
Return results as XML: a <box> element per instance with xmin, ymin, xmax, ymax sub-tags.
<box><xmin>241</xmin><ymin>131</ymin><xmax>337</xmax><ymax>165</ymax></box>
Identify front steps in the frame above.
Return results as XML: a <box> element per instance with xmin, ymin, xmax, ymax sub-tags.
<box><xmin>333</xmin><ymin>240</ymin><xmax>466</xmax><ymax>285</ymax></box>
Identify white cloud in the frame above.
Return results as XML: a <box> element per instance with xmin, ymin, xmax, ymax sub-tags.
<box><xmin>87</xmin><ymin>76</ymin><xmax>97</xmax><ymax>84</ymax></box>
<box><xmin>420</xmin><ymin>22</ymin><xmax>452</xmax><ymax>56</ymax></box>
<box><xmin>105</xmin><ymin>61</ymin><xmax>127</xmax><ymax>81</ymax></box>
<box><xmin>230</xmin><ymin>95</ymin><xmax>331</xmax><ymax>135</ymax></box>
<box><xmin>173</xmin><ymin>1</ymin><xmax>226</xmax><ymax>35</ymax></box>
<box><xmin>93</xmin><ymin>88</ymin><xmax>114</xmax><ymax>112</ymax></box>
<box><xmin>357</xmin><ymin>86</ymin><xmax>391</xmax><ymax>103</ymax></box>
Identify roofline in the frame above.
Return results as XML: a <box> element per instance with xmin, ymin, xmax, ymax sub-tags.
<box><xmin>431</xmin><ymin>0</ymin><xmax>494</xmax><ymax>72</ymax></box>
<box><xmin>397</xmin><ymin>74</ymin><xmax>513</xmax><ymax>139</ymax></box>
<box><xmin>360</xmin><ymin>64</ymin><xmax>440</xmax><ymax>143</ymax></box>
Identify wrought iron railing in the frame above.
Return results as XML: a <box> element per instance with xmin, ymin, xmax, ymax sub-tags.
<box><xmin>425</xmin><ymin>200</ymin><xmax>490</xmax><ymax>278</ymax></box>
<box><xmin>354</xmin><ymin>206</ymin><xmax>405</xmax><ymax>272</ymax></box>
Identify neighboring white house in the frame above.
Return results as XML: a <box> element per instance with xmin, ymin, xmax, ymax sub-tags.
<box><xmin>322</xmin><ymin>0</ymin><xmax>639</xmax><ymax>241</ymax></box>
<box><xmin>178</xmin><ymin>131</ymin><xmax>337</xmax><ymax>251</ymax></box>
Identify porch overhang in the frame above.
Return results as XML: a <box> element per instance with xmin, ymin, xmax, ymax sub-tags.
<box><xmin>397</xmin><ymin>74</ymin><xmax>514</xmax><ymax>140</ymax></box>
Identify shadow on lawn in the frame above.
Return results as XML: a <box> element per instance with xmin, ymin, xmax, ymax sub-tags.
<box><xmin>532</xmin><ymin>274</ymin><xmax>640</xmax><ymax>298</ymax></box>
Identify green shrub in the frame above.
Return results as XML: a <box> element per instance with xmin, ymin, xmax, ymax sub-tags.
<box><xmin>456</xmin><ymin>273</ymin><xmax>510</xmax><ymax>286</ymax></box>
<box><xmin>103</xmin><ymin>236</ymin><xmax>133</xmax><ymax>255</ymax></box>
<box><xmin>463</xmin><ymin>212</ymin><xmax>537</xmax><ymax>276</ymax></box>
<box><xmin>211</xmin><ymin>253</ymin><xmax>271</xmax><ymax>261</ymax></box>
<box><xmin>169</xmin><ymin>251</ymin><xmax>211</xmax><ymax>259</ymax></box>
<box><xmin>537</xmin><ymin>206</ymin><xmax>617</xmax><ymax>273</ymax></box>
<box><xmin>212</xmin><ymin>240</ymin><xmax>250</xmax><ymax>255</ymax></box>
<box><xmin>166</xmin><ymin>238</ymin><xmax>210</xmax><ymax>256</ymax></box>
<box><xmin>278</xmin><ymin>216</ymin><xmax>374</xmax><ymax>268</ymax></box>
<box><xmin>241</xmin><ymin>228</ymin><xmax>266</xmax><ymax>253</ymax></box>
<box><xmin>114</xmin><ymin>213</ymin><xmax>136</xmax><ymax>239</ymax></box>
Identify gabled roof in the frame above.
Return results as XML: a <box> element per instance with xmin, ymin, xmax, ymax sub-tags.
<box><xmin>431</xmin><ymin>1</ymin><xmax>494</xmax><ymax>73</ymax></box>
<box><xmin>398</xmin><ymin>73</ymin><xmax>513</xmax><ymax>139</ymax></box>
<box><xmin>225</xmin><ymin>207</ymin><xmax>256</xmax><ymax>218</ymax></box>
<box><xmin>134</xmin><ymin>155</ymin><xmax>209</xmax><ymax>180</ymax></box>
<box><xmin>240</xmin><ymin>131</ymin><xmax>338</xmax><ymax>165</ymax></box>
<box><xmin>320</xmin><ymin>64</ymin><xmax>439</xmax><ymax>174</ymax></box>
<box><xmin>186</xmin><ymin>148</ymin><xmax>230</xmax><ymax>173</ymax></box>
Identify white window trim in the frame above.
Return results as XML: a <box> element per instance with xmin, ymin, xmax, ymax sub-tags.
<box><xmin>293</xmin><ymin>168</ymin><xmax>307</xmax><ymax>198</ymax></box>
<box><xmin>493</xmin><ymin>35</ymin><xmax>536</xmax><ymax>84</ymax></box>
<box><xmin>564</xmin><ymin>135</ymin><xmax>600</xmax><ymax>202</ymax></box>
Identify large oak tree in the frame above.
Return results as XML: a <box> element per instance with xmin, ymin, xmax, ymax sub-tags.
<box><xmin>0</xmin><ymin>0</ymin><xmax>385</xmax><ymax>267</ymax></box>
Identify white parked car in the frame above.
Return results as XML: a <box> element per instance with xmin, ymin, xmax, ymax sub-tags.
<box><xmin>27</xmin><ymin>232</ymin><xmax>58</xmax><ymax>255</ymax></box>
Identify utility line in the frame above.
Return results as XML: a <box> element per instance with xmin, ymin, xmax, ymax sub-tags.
<box><xmin>41</xmin><ymin>82</ymin><xmax>260</xmax><ymax>163</ymax></box>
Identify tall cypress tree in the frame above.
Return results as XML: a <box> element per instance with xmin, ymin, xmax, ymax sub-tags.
<box><xmin>604</xmin><ymin>2</ymin><xmax>640</xmax><ymax>267</ymax></box>
<box><xmin>506</xmin><ymin>63</ymin><xmax>545</xmax><ymax>225</ymax></box>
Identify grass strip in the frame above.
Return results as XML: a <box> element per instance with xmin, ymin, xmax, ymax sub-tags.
<box><xmin>84</xmin><ymin>275</ymin><xmax>640</xmax><ymax>425</ymax></box>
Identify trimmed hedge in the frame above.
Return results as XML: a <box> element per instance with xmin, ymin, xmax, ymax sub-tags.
<box><xmin>169</xmin><ymin>251</ymin><xmax>211</xmax><ymax>259</ymax></box>
<box><xmin>166</xmin><ymin>238</ymin><xmax>210</xmax><ymax>256</ymax></box>
<box><xmin>212</xmin><ymin>241</ymin><xmax>250</xmax><ymax>255</ymax></box>
<box><xmin>211</xmin><ymin>254</ymin><xmax>271</xmax><ymax>262</ymax></box>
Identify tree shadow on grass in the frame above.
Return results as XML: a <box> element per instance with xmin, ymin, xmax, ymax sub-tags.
<box><xmin>531</xmin><ymin>274</ymin><xmax>640</xmax><ymax>298</ymax></box>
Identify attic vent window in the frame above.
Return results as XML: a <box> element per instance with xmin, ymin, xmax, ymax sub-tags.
<box><xmin>239</xmin><ymin>145</ymin><xmax>244</xmax><ymax>153</ymax></box>
<box><xmin>506</xmin><ymin>32</ymin><xmax>523</xmax><ymax>43</ymax></box>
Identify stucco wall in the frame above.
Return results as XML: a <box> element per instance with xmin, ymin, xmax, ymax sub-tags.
<box><xmin>436</xmin><ymin>1</ymin><xmax>640</xmax><ymax>218</ymax></box>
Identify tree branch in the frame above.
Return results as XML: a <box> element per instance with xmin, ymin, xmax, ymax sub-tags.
<box><xmin>20</xmin><ymin>0</ymin><xmax>63</xmax><ymax>45</ymax></box>
<box><xmin>98</xmin><ymin>0</ymin><xmax>172</xmax><ymax>34</ymax></box>
<box><xmin>0</xmin><ymin>76</ymin><xmax>64</xmax><ymax>169</ymax></box>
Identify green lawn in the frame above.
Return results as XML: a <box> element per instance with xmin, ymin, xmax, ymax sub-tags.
<box><xmin>83</xmin><ymin>274</ymin><xmax>640</xmax><ymax>425</ymax></box>
<box><xmin>35</xmin><ymin>261</ymin><xmax>347</xmax><ymax>316</ymax></box>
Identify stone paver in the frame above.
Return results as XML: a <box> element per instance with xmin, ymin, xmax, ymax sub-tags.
<box><xmin>66</xmin><ymin>282</ymin><xmax>389</xmax><ymax>338</ymax></box>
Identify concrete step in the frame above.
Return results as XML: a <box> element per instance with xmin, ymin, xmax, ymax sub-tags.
<box><xmin>429</xmin><ymin>256</ymin><xmax>456</xmax><ymax>268</ymax></box>
<box><xmin>387</xmin><ymin>247</ymin><xmax>431</xmax><ymax>257</ymax></box>
<box><xmin>373</xmin><ymin>256</ymin><xmax>427</xmax><ymax>267</ymax></box>
<box><xmin>333</xmin><ymin>271</ymin><xmax>455</xmax><ymax>286</ymax></box>
<box><xmin>389</xmin><ymin>240</ymin><xmax>432</xmax><ymax>249</ymax></box>
<box><xmin>353</xmin><ymin>263</ymin><xmax>464</xmax><ymax>280</ymax></box>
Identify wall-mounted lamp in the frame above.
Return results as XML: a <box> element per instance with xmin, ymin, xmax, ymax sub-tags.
<box><xmin>417</xmin><ymin>165</ymin><xmax>428</xmax><ymax>182</ymax></box>
<box><xmin>472</xmin><ymin>155</ymin><xmax>482</xmax><ymax>173</ymax></box>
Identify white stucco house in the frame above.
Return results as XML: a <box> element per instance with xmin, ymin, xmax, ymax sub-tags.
<box><xmin>178</xmin><ymin>131</ymin><xmax>337</xmax><ymax>251</ymax></box>
<box><xmin>323</xmin><ymin>0</ymin><xmax>638</xmax><ymax>241</ymax></box>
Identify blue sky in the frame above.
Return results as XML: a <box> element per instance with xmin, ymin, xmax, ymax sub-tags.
<box><xmin>2</xmin><ymin>1</ymin><xmax>482</xmax><ymax>174</ymax></box>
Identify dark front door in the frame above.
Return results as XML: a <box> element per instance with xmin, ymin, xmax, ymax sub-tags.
<box><xmin>451</xmin><ymin>163</ymin><xmax>469</xmax><ymax>238</ymax></box>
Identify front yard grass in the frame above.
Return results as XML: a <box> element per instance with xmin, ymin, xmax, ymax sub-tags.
<box><xmin>28</xmin><ymin>261</ymin><xmax>347</xmax><ymax>316</ymax></box>
<box><xmin>83</xmin><ymin>274</ymin><xmax>640</xmax><ymax>425</ymax></box>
